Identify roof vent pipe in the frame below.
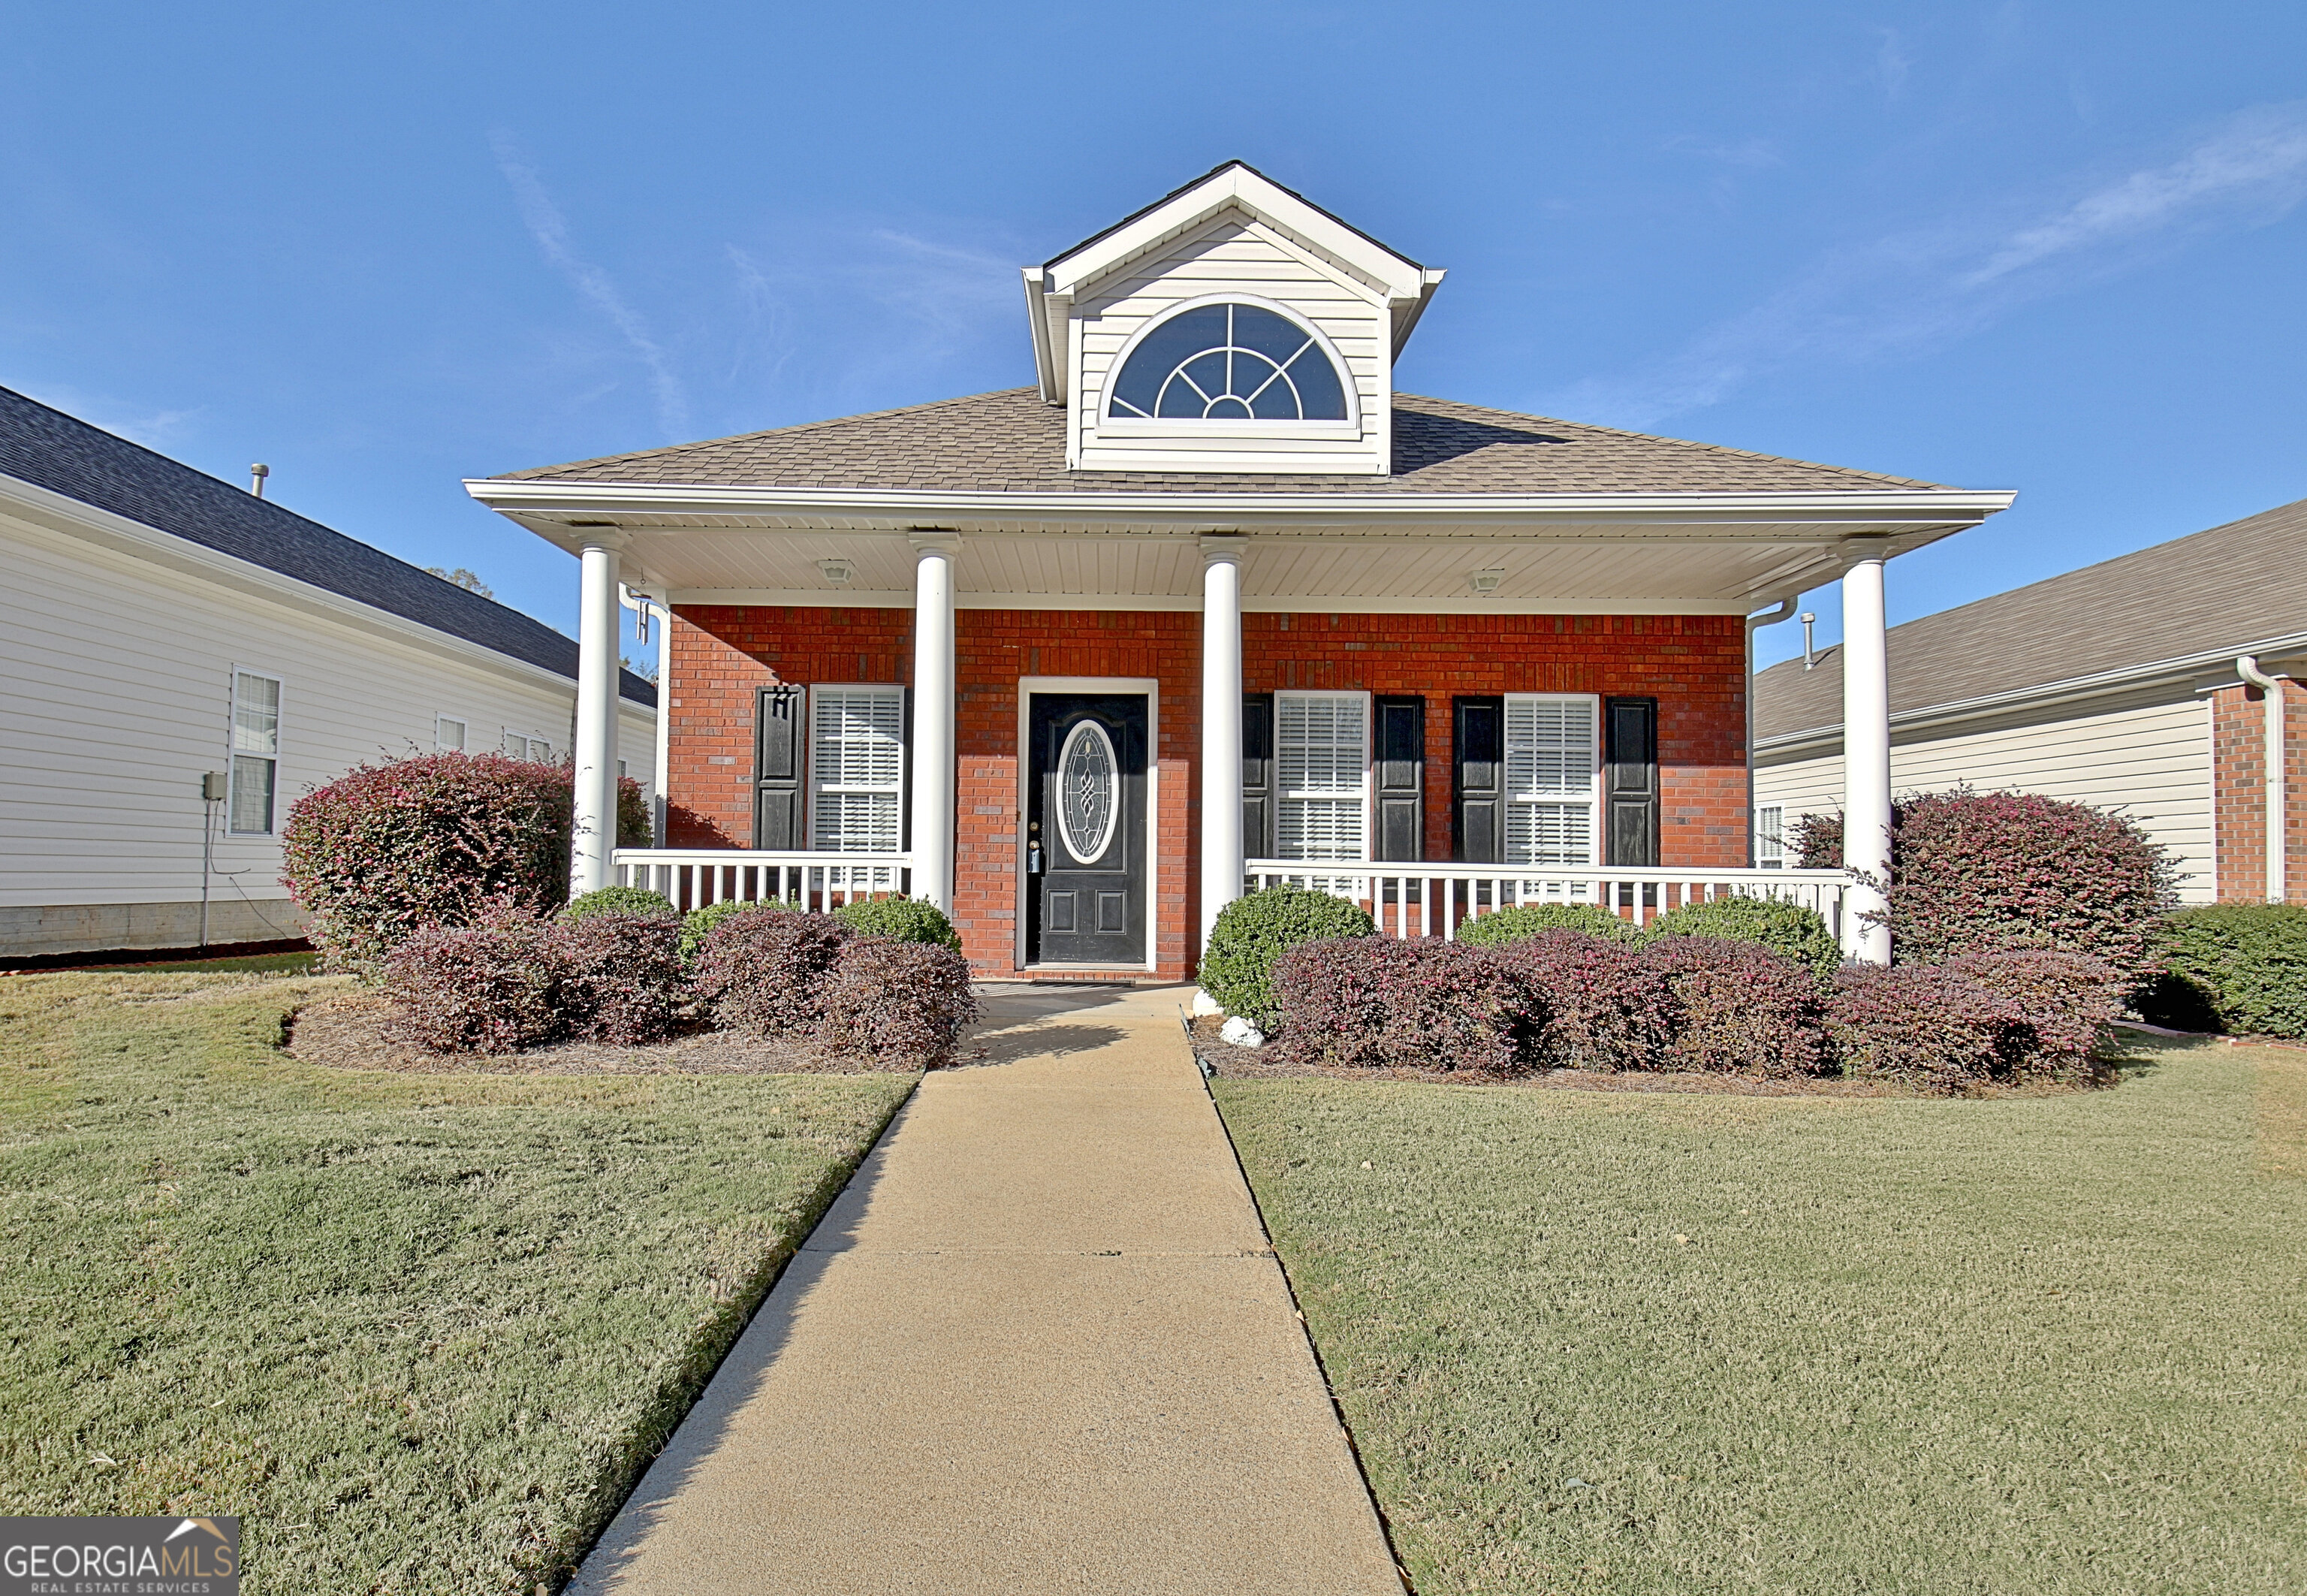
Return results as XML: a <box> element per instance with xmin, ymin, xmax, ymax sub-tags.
<box><xmin>249</xmin><ymin>463</ymin><xmax>270</xmax><ymax>499</ymax></box>
<box><xmin>2238</xmin><ymin>656</ymin><xmax>2289</xmax><ymax>904</ymax></box>
<box><xmin>1801</xmin><ymin>612</ymin><xmax>1818</xmax><ymax>669</ymax></box>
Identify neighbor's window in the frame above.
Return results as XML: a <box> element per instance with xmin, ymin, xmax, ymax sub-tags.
<box><xmin>1756</xmin><ymin>804</ymin><xmax>1785</xmax><ymax>869</ymax></box>
<box><xmin>228</xmin><ymin>669</ymin><xmax>282</xmax><ymax>834</ymax></box>
<box><xmin>1503</xmin><ymin>695</ymin><xmax>1599</xmax><ymax>867</ymax></box>
<box><xmin>1106</xmin><ymin>302</ymin><xmax>1349</xmax><ymax>421</ymax></box>
<box><xmin>436</xmin><ymin>716</ymin><xmax>466</xmax><ymax>753</ymax></box>
<box><xmin>501</xmin><ymin>731</ymin><xmax>550</xmax><ymax>762</ymax></box>
<box><xmin>810</xmin><ymin>686</ymin><xmax>906</xmax><ymax>853</ymax></box>
<box><xmin>1275</xmin><ymin>691</ymin><xmax>1369</xmax><ymax>861</ymax></box>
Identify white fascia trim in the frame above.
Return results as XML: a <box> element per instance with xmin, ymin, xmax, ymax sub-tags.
<box><xmin>1023</xmin><ymin>267</ymin><xmax>1060</xmax><ymax>404</ymax></box>
<box><xmin>668</xmin><ymin>588</ymin><xmax>1754</xmax><ymax>615</ymax></box>
<box><xmin>469</xmin><ymin>478</ymin><xmax>2018</xmax><ymax>534</ymax></box>
<box><xmin>1754</xmin><ymin>626</ymin><xmax>2307</xmax><ymax>756</ymax></box>
<box><xmin>0</xmin><ymin>470</ymin><xmax>644</xmax><ymax>707</ymax></box>
<box><xmin>1044</xmin><ymin>166</ymin><xmax>1425</xmax><ymax>303</ymax></box>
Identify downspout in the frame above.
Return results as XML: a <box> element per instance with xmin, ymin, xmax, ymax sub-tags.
<box><xmin>1745</xmin><ymin>600</ymin><xmax>1796</xmax><ymax>866</ymax></box>
<box><xmin>2238</xmin><ymin>656</ymin><xmax>2288</xmax><ymax>904</ymax></box>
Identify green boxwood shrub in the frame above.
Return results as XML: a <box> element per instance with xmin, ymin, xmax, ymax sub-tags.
<box><xmin>1199</xmin><ymin>885</ymin><xmax>1375</xmax><ymax>1025</ymax></box>
<box><xmin>832</xmin><ymin>895</ymin><xmax>962</xmax><ymax>950</ymax></box>
<box><xmin>2138</xmin><ymin>904</ymin><xmax>2307</xmax><ymax>1039</ymax></box>
<box><xmin>1642</xmin><ymin>894</ymin><xmax>1841</xmax><ymax>981</ymax></box>
<box><xmin>677</xmin><ymin>899</ymin><xmax>795</xmax><ymax>964</ymax></box>
<box><xmin>1455</xmin><ymin>901</ymin><xmax>1635</xmax><ymax>946</ymax></box>
<box><xmin>562</xmin><ymin>885</ymin><xmax>679</xmax><ymax>923</ymax></box>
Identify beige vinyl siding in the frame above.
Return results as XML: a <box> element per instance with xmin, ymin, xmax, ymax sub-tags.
<box><xmin>0</xmin><ymin>509</ymin><xmax>656</xmax><ymax>917</ymax></box>
<box><xmin>1071</xmin><ymin>211</ymin><xmax>1390</xmax><ymax>475</ymax></box>
<box><xmin>1753</xmin><ymin>689</ymin><xmax>2214</xmax><ymax>901</ymax></box>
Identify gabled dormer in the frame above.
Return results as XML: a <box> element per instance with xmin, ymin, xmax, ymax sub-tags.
<box><xmin>1023</xmin><ymin>162</ymin><xmax>1443</xmax><ymax>476</ymax></box>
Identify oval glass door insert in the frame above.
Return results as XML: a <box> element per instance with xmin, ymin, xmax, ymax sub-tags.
<box><xmin>1056</xmin><ymin>719</ymin><xmax>1119</xmax><ymax>863</ymax></box>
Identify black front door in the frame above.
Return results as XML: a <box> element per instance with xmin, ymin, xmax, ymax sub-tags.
<box><xmin>1027</xmin><ymin>693</ymin><xmax>1147</xmax><ymax>964</ymax></box>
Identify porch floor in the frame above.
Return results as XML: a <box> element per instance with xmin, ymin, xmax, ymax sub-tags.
<box><xmin>568</xmin><ymin>982</ymin><xmax>1402</xmax><ymax>1595</ymax></box>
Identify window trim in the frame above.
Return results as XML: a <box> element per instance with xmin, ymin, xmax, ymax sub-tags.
<box><xmin>1095</xmin><ymin>293</ymin><xmax>1362</xmax><ymax>438</ymax></box>
<box><xmin>805</xmin><ymin>683</ymin><xmax>909</xmax><ymax>855</ymax></box>
<box><xmin>225</xmin><ymin>665</ymin><xmax>284</xmax><ymax>837</ymax></box>
<box><xmin>435</xmin><ymin>714</ymin><xmax>467</xmax><ymax>754</ymax></box>
<box><xmin>1271</xmin><ymin>689</ymin><xmax>1374</xmax><ymax>864</ymax></box>
<box><xmin>1500</xmin><ymin>692</ymin><xmax>1602</xmax><ymax>870</ymax></box>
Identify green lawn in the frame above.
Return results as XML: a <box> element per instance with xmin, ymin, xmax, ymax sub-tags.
<box><xmin>0</xmin><ymin>969</ymin><xmax>912</xmax><ymax>1594</ymax></box>
<box><xmin>1216</xmin><ymin>1042</ymin><xmax>2307</xmax><ymax>1595</ymax></box>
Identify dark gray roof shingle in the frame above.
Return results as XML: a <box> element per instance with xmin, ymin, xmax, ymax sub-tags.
<box><xmin>1754</xmin><ymin>496</ymin><xmax>2307</xmax><ymax>742</ymax></box>
<box><xmin>494</xmin><ymin>388</ymin><xmax>1948</xmax><ymax>496</ymax></box>
<box><xmin>0</xmin><ymin>385</ymin><xmax>653</xmax><ymax>706</ymax></box>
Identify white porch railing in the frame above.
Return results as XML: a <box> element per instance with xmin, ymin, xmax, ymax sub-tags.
<box><xmin>613</xmin><ymin>849</ymin><xmax>912</xmax><ymax>913</ymax></box>
<box><xmin>1244</xmin><ymin>860</ymin><xmax>1851</xmax><ymax>941</ymax></box>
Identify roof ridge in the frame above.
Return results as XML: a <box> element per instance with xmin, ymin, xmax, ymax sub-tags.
<box><xmin>1392</xmin><ymin>394</ymin><xmax>1947</xmax><ymax>490</ymax></box>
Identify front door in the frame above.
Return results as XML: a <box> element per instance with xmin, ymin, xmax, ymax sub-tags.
<box><xmin>1027</xmin><ymin>692</ymin><xmax>1147</xmax><ymax>964</ymax></box>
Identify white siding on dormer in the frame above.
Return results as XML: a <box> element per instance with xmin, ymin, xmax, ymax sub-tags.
<box><xmin>1069</xmin><ymin>210</ymin><xmax>1392</xmax><ymax>475</ymax></box>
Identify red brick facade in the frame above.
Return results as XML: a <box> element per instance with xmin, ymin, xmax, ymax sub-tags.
<box><xmin>665</xmin><ymin>604</ymin><xmax>1750</xmax><ymax>976</ymax></box>
<box><xmin>2211</xmin><ymin>677</ymin><xmax>2305</xmax><ymax>905</ymax></box>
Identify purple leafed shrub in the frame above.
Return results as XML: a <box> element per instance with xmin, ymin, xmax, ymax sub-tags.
<box><xmin>281</xmin><ymin>752</ymin><xmax>655</xmax><ymax>977</ymax></box>
<box><xmin>383</xmin><ymin>916</ymin><xmax>569</xmax><ymax>1054</ymax></box>
<box><xmin>817</xmin><ymin>937</ymin><xmax>979</xmax><ymax>1064</ymax></box>
<box><xmin>1793</xmin><ymin>789</ymin><xmax>2176</xmax><ymax>979</ymax></box>
<box><xmin>1641</xmin><ymin>936</ymin><xmax>1832</xmax><ymax>1078</ymax></box>
<box><xmin>1491</xmin><ymin>930</ymin><xmax>1678</xmax><ymax>1071</ymax></box>
<box><xmin>1830</xmin><ymin>963</ymin><xmax>2031</xmax><ymax>1092</ymax></box>
<box><xmin>558</xmin><ymin>911</ymin><xmax>686</xmax><ymax>1045</ymax></box>
<box><xmin>1947</xmin><ymin>948</ymin><xmax>2122</xmax><ymax>1080</ymax></box>
<box><xmin>1271</xmin><ymin>936</ymin><xmax>1543</xmax><ymax>1076</ymax></box>
<box><xmin>692</xmin><ymin>910</ymin><xmax>852</xmax><ymax>1036</ymax></box>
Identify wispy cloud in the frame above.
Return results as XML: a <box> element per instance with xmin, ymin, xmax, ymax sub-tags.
<box><xmin>489</xmin><ymin>130</ymin><xmax>690</xmax><ymax>440</ymax></box>
<box><xmin>21</xmin><ymin>385</ymin><xmax>204</xmax><ymax>446</ymax></box>
<box><xmin>1547</xmin><ymin>102</ymin><xmax>2307</xmax><ymax>430</ymax></box>
<box><xmin>1875</xmin><ymin>29</ymin><xmax>1912</xmax><ymax>103</ymax></box>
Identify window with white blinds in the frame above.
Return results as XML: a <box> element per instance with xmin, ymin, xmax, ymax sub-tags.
<box><xmin>228</xmin><ymin>669</ymin><xmax>282</xmax><ymax>835</ymax></box>
<box><xmin>1503</xmin><ymin>694</ymin><xmax>1599</xmax><ymax>867</ymax></box>
<box><xmin>810</xmin><ymin>686</ymin><xmax>906</xmax><ymax>853</ymax></box>
<box><xmin>1274</xmin><ymin>691</ymin><xmax>1369</xmax><ymax>861</ymax></box>
<box><xmin>1756</xmin><ymin>804</ymin><xmax>1785</xmax><ymax>869</ymax></box>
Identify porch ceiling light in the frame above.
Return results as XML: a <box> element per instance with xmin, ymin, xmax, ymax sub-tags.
<box><xmin>818</xmin><ymin>559</ymin><xmax>855</xmax><ymax>586</ymax></box>
<box><xmin>1470</xmin><ymin>569</ymin><xmax>1504</xmax><ymax>594</ymax></box>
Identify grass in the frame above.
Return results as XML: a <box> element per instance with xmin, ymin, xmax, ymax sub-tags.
<box><xmin>0</xmin><ymin>968</ymin><xmax>912</xmax><ymax>1594</ymax></box>
<box><xmin>1214</xmin><ymin>1042</ymin><xmax>2307</xmax><ymax>1595</ymax></box>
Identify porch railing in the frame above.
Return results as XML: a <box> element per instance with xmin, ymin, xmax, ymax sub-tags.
<box><xmin>1244</xmin><ymin>859</ymin><xmax>1851</xmax><ymax>940</ymax></box>
<box><xmin>612</xmin><ymin>849</ymin><xmax>912</xmax><ymax>913</ymax></box>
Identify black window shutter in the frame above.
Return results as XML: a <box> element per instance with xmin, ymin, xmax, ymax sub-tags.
<box><xmin>752</xmin><ymin>685</ymin><xmax>805</xmax><ymax>849</ymax></box>
<box><xmin>1374</xmin><ymin>695</ymin><xmax>1425</xmax><ymax>861</ymax></box>
<box><xmin>1452</xmin><ymin>695</ymin><xmax>1503</xmax><ymax>863</ymax></box>
<box><xmin>1241</xmin><ymin>692</ymin><xmax>1275</xmax><ymax>860</ymax></box>
<box><xmin>900</xmin><ymin>687</ymin><xmax>913</xmax><ymax>850</ymax></box>
<box><xmin>1605</xmin><ymin>696</ymin><xmax>1660</xmax><ymax>867</ymax></box>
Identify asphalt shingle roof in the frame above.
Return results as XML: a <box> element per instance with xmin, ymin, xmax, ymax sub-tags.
<box><xmin>494</xmin><ymin>388</ymin><xmax>1948</xmax><ymax>496</ymax></box>
<box><xmin>1754</xmin><ymin>496</ymin><xmax>2307</xmax><ymax>742</ymax></box>
<box><xmin>0</xmin><ymin>384</ymin><xmax>653</xmax><ymax>706</ymax></box>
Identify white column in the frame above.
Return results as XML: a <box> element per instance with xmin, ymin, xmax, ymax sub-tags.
<box><xmin>1199</xmin><ymin>538</ymin><xmax>1246</xmax><ymax>949</ymax></box>
<box><xmin>570</xmin><ymin>533</ymin><xmax>626</xmax><ymax>898</ymax></box>
<box><xmin>909</xmin><ymin>534</ymin><xmax>958</xmax><ymax>913</ymax></box>
<box><xmin>1841</xmin><ymin>539</ymin><xmax>1892</xmax><ymax>964</ymax></box>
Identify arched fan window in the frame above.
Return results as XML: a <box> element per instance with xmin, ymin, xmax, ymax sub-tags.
<box><xmin>1105</xmin><ymin>303</ymin><xmax>1350</xmax><ymax>422</ymax></box>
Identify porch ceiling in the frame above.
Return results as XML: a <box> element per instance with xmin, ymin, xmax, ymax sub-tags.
<box><xmin>467</xmin><ymin>481</ymin><xmax>2015</xmax><ymax>614</ymax></box>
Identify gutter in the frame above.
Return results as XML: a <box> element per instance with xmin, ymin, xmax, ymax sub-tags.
<box><xmin>2238</xmin><ymin>656</ymin><xmax>2290</xmax><ymax>904</ymax></box>
<box><xmin>1743</xmin><ymin>600</ymin><xmax>1796</xmax><ymax>866</ymax></box>
<box><xmin>1756</xmin><ymin>626</ymin><xmax>2307</xmax><ymax>757</ymax></box>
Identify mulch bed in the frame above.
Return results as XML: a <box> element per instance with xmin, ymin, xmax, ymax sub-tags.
<box><xmin>1187</xmin><ymin>1015</ymin><xmax>2099</xmax><ymax>1097</ymax></box>
<box><xmin>288</xmin><ymin>992</ymin><xmax>925</xmax><ymax>1076</ymax></box>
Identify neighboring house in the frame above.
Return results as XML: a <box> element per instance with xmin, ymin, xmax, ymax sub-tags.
<box><xmin>468</xmin><ymin>162</ymin><xmax>2014</xmax><ymax>978</ymax></box>
<box><xmin>1752</xmin><ymin>497</ymin><xmax>2307</xmax><ymax>907</ymax></box>
<box><xmin>0</xmin><ymin>385</ymin><xmax>658</xmax><ymax>958</ymax></box>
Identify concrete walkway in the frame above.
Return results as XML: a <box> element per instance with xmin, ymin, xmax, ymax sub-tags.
<box><xmin>571</xmin><ymin>982</ymin><xmax>1404</xmax><ymax>1596</ymax></box>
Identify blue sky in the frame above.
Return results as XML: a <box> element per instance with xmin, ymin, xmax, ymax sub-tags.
<box><xmin>4</xmin><ymin>2</ymin><xmax>2302</xmax><ymax>670</ymax></box>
